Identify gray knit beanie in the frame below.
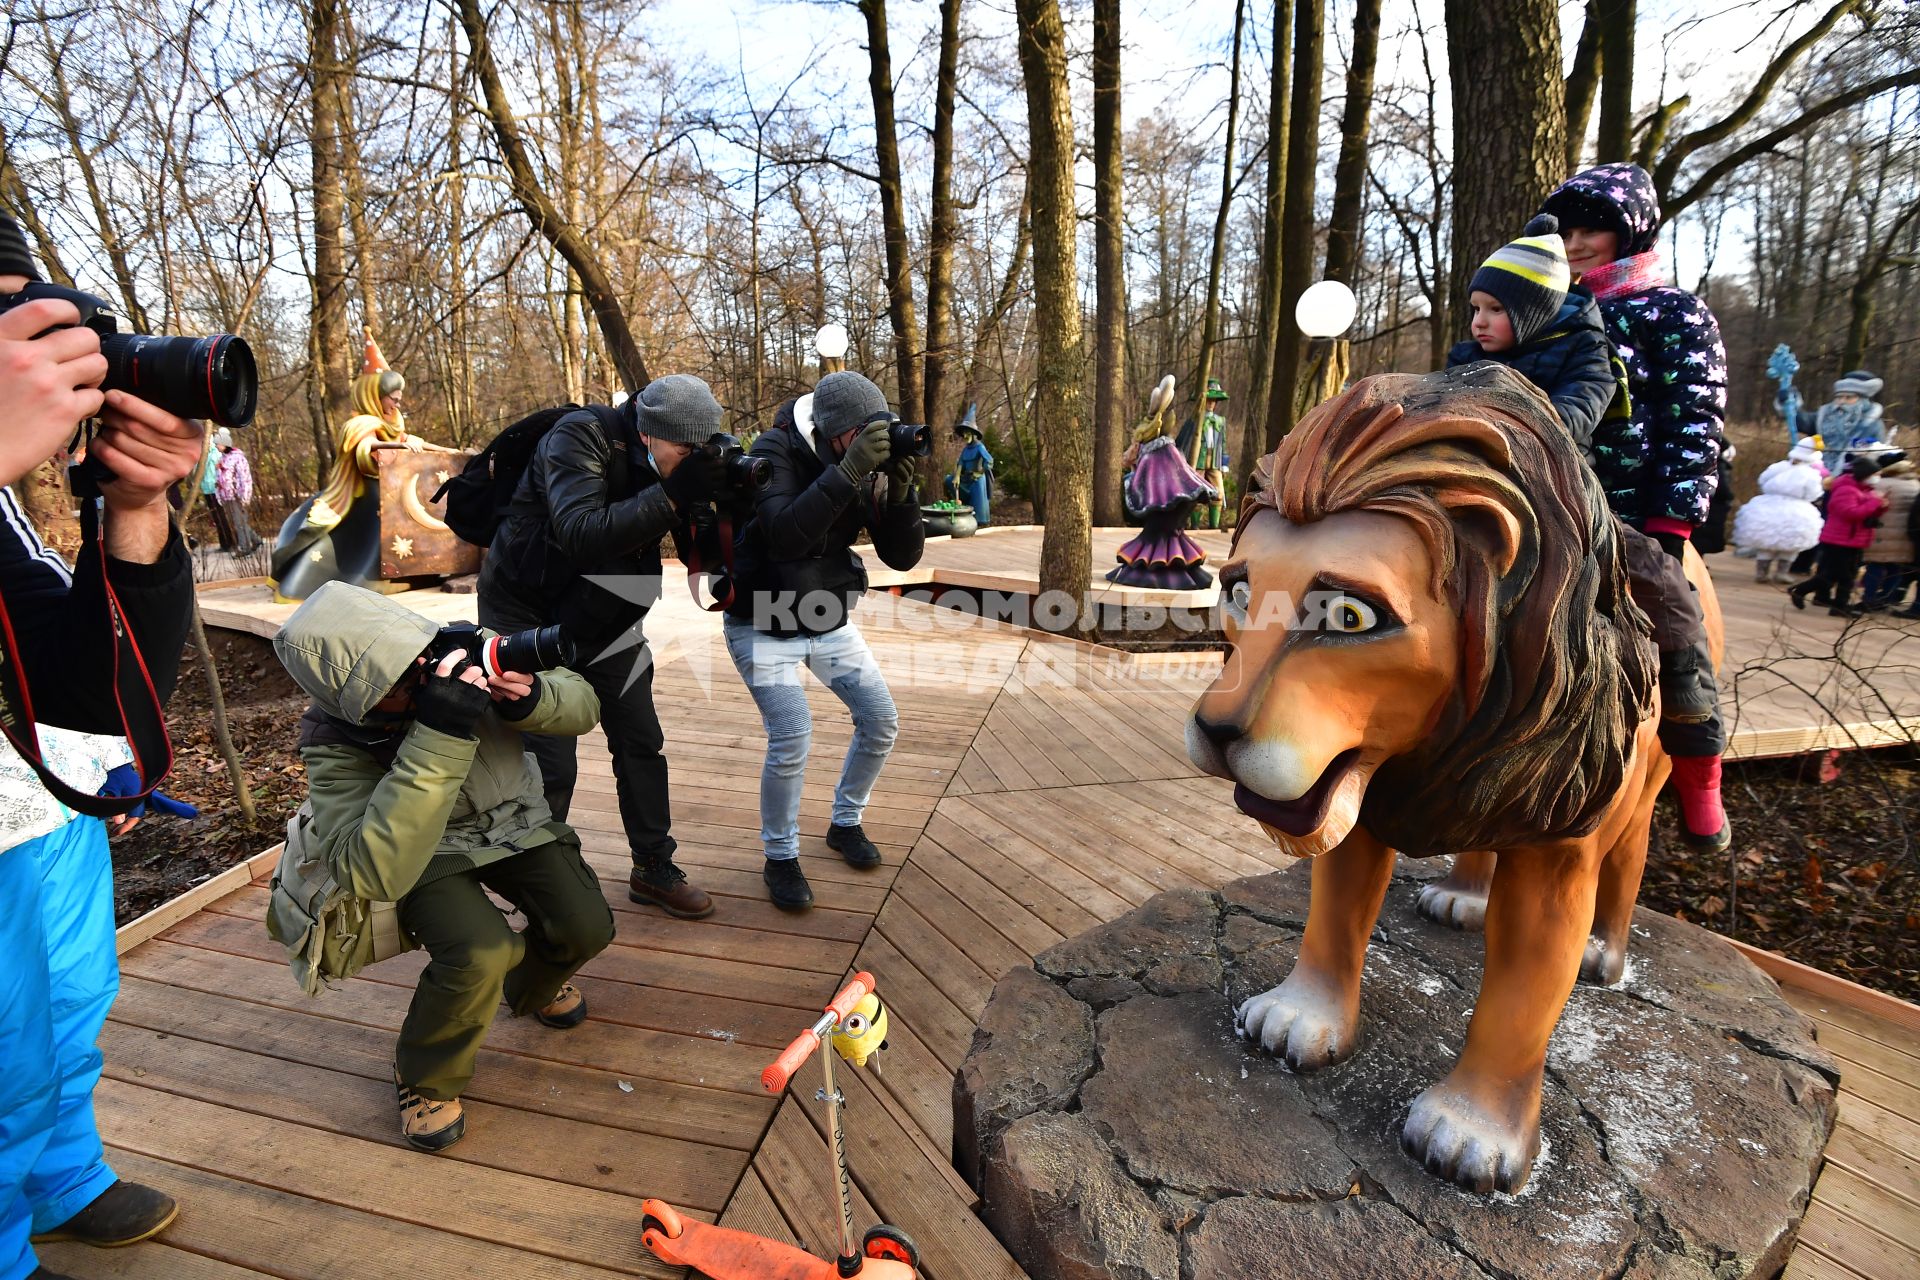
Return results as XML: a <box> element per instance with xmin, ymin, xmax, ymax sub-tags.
<box><xmin>812</xmin><ymin>371</ymin><xmax>892</xmax><ymax>438</ymax></box>
<box><xmin>632</xmin><ymin>373</ymin><xmax>723</xmax><ymax>444</ymax></box>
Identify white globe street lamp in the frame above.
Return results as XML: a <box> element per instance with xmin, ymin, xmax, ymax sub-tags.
<box><xmin>1295</xmin><ymin>280</ymin><xmax>1358</xmax><ymax>338</ymax></box>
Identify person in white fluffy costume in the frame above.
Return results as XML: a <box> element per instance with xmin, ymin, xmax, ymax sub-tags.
<box><xmin>1734</xmin><ymin>436</ymin><xmax>1827</xmax><ymax>582</ymax></box>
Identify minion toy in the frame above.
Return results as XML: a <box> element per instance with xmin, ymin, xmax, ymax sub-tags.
<box><xmin>830</xmin><ymin>993</ymin><xmax>890</xmax><ymax>1070</ymax></box>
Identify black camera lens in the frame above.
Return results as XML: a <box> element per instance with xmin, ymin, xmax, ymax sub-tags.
<box><xmin>889</xmin><ymin>422</ymin><xmax>932</xmax><ymax>459</ymax></box>
<box><xmin>482</xmin><ymin>624</ymin><xmax>576</xmax><ymax>678</ymax></box>
<box><xmin>730</xmin><ymin>453</ymin><xmax>772</xmax><ymax>490</ymax></box>
<box><xmin>99</xmin><ymin>330</ymin><xmax>257</xmax><ymax>429</ymax></box>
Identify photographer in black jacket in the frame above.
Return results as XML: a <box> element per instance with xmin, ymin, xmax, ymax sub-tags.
<box><xmin>1</xmin><ymin>211</ymin><xmax>202</xmax><ymax>1280</ymax></box>
<box><xmin>478</xmin><ymin>374</ymin><xmax>727</xmax><ymax>919</ymax></box>
<box><xmin>723</xmin><ymin>371</ymin><xmax>923</xmax><ymax>909</ymax></box>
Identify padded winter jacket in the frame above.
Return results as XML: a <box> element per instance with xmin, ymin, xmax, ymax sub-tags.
<box><xmin>273</xmin><ymin>582</ymin><xmax>600</xmax><ymax>903</ymax></box>
<box><xmin>1542</xmin><ymin>164</ymin><xmax>1727</xmax><ymax>528</ymax></box>
<box><xmin>1446</xmin><ymin>289</ymin><xmax>1633</xmax><ymax>507</ymax></box>
<box><xmin>726</xmin><ymin>396</ymin><xmax>925</xmax><ymax>637</ymax></box>
<box><xmin>1866</xmin><ymin>465</ymin><xmax>1919</xmax><ymax>564</ymax></box>
<box><xmin>1820</xmin><ymin>474</ymin><xmax>1886</xmax><ymax>551</ymax></box>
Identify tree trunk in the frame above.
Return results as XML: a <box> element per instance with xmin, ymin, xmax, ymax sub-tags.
<box><xmin>1564</xmin><ymin>1</ymin><xmax>1602</xmax><ymax>172</ymax></box>
<box><xmin>926</xmin><ymin>0</ymin><xmax>962</xmax><ymax>453</ymax></box>
<box><xmin>858</xmin><ymin>0</ymin><xmax>924</xmax><ymax>420</ymax></box>
<box><xmin>1014</xmin><ymin>0</ymin><xmax>1092</xmax><ymax>632</ymax></box>
<box><xmin>1238</xmin><ymin>0</ymin><xmax>1292</xmax><ymax>500</ymax></box>
<box><xmin>1444</xmin><ymin>0</ymin><xmax>1566</xmax><ymax>329</ymax></box>
<box><xmin>1262</xmin><ymin>0</ymin><xmax>1324</xmax><ymax>448</ymax></box>
<box><xmin>1187</xmin><ymin>0</ymin><xmax>1248</xmax><ymax>463</ymax></box>
<box><xmin>1594</xmin><ymin>0</ymin><xmax>1635</xmax><ymax>162</ymax></box>
<box><xmin>338</xmin><ymin>25</ymin><xmax>382</xmax><ymax>340</ymax></box>
<box><xmin>1092</xmin><ymin>0</ymin><xmax>1128</xmax><ymax>525</ymax></box>
<box><xmin>455</xmin><ymin>0</ymin><xmax>650</xmax><ymax>390</ymax></box>
<box><xmin>309</xmin><ymin>0</ymin><xmax>353</xmax><ymax>428</ymax></box>
<box><xmin>1322</xmin><ymin>0</ymin><xmax>1381</xmax><ymax>286</ymax></box>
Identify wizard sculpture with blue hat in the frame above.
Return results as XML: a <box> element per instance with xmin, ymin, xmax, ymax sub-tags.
<box><xmin>950</xmin><ymin>405</ymin><xmax>994</xmax><ymax>526</ymax></box>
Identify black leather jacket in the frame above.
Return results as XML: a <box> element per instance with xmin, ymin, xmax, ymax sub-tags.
<box><xmin>725</xmin><ymin>398</ymin><xmax>924</xmax><ymax>637</ymax></box>
<box><xmin>479</xmin><ymin>405</ymin><xmax>687</xmax><ymax>643</ymax></box>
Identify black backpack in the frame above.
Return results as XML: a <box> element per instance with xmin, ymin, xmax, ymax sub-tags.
<box><xmin>433</xmin><ymin>402</ymin><xmax>628</xmax><ymax>547</ymax></box>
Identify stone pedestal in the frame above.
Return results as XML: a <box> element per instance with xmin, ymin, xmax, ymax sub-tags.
<box><xmin>955</xmin><ymin>861</ymin><xmax>1839</xmax><ymax>1280</ymax></box>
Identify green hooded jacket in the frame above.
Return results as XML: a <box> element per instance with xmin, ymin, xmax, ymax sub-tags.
<box><xmin>272</xmin><ymin>581</ymin><xmax>600</xmax><ymax>903</ymax></box>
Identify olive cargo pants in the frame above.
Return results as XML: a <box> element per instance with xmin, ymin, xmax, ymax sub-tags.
<box><xmin>394</xmin><ymin>833</ymin><xmax>615</xmax><ymax>1100</ymax></box>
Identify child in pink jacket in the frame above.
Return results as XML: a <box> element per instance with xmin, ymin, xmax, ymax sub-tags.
<box><xmin>1790</xmin><ymin>454</ymin><xmax>1887</xmax><ymax>616</ymax></box>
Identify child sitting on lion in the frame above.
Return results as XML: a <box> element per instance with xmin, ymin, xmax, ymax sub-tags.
<box><xmin>1445</xmin><ymin>206</ymin><xmax>1728</xmax><ymax>855</ymax></box>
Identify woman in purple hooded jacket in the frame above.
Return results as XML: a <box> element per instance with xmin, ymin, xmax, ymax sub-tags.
<box><xmin>1542</xmin><ymin>162</ymin><xmax>1731</xmax><ymax>852</ymax></box>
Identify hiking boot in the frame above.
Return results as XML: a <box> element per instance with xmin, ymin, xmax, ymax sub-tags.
<box><xmin>394</xmin><ymin>1068</ymin><xmax>466</xmax><ymax>1152</ymax></box>
<box><xmin>535</xmin><ymin>982</ymin><xmax>588</xmax><ymax>1029</ymax></box>
<box><xmin>764</xmin><ymin>857</ymin><xmax>814</xmax><ymax>910</ymax></box>
<box><xmin>30</xmin><ymin>1181</ymin><xmax>177</xmax><ymax>1248</ymax></box>
<box><xmin>1657</xmin><ymin>643</ymin><xmax>1717</xmax><ymax>726</ymax></box>
<box><xmin>628</xmin><ymin>857</ymin><xmax>714</xmax><ymax>920</ymax></box>
<box><xmin>826</xmin><ymin>822</ymin><xmax>883</xmax><ymax>869</ymax></box>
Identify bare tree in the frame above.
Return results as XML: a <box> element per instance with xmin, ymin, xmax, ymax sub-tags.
<box><xmin>1595</xmin><ymin>0</ymin><xmax>1635</xmax><ymax>162</ymax></box>
<box><xmin>1323</xmin><ymin>0</ymin><xmax>1382</xmax><ymax>285</ymax></box>
<box><xmin>924</xmin><ymin>0</ymin><xmax>963</xmax><ymax>443</ymax></box>
<box><xmin>309</xmin><ymin>0</ymin><xmax>352</xmax><ymax>425</ymax></box>
<box><xmin>1262</xmin><ymin>0</ymin><xmax>1324</xmax><ymax>447</ymax></box>
<box><xmin>1014</xmin><ymin>0</ymin><xmax>1091</xmax><ymax>627</ymax></box>
<box><xmin>1187</xmin><ymin>0</ymin><xmax>1247</xmax><ymax>463</ymax></box>
<box><xmin>1239</xmin><ymin>0</ymin><xmax>1292</xmax><ymax>500</ymax></box>
<box><xmin>1092</xmin><ymin>0</ymin><xmax>1127</xmax><ymax>524</ymax></box>
<box><xmin>858</xmin><ymin>0</ymin><xmax>924</xmax><ymax>420</ymax></box>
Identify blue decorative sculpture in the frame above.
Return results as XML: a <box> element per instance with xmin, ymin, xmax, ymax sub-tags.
<box><xmin>1768</xmin><ymin>344</ymin><xmax>1804</xmax><ymax>444</ymax></box>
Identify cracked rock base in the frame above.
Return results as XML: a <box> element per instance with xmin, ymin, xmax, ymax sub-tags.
<box><xmin>954</xmin><ymin>861</ymin><xmax>1840</xmax><ymax>1280</ymax></box>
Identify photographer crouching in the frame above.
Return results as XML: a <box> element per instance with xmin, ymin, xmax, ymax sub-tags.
<box><xmin>479</xmin><ymin>375</ymin><xmax>738</xmax><ymax>919</ymax></box>
<box><xmin>271</xmin><ymin>583</ymin><xmax>614</xmax><ymax>1151</ymax></box>
<box><xmin>724</xmin><ymin>371</ymin><xmax>925</xmax><ymax>909</ymax></box>
<box><xmin>0</xmin><ymin>212</ymin><xmax>218</xmax><ymax>1280</ymax></box>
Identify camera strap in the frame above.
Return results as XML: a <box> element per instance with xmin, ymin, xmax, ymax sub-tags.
<box><xmin>0</xmin><ymin>499</ymin><xmax>174</xmax><ymax>818</ymax></box>
<box><xmin>684</xmin><ymin>512</ymin><xmax>738</xmax><ymax>613</ymax></box>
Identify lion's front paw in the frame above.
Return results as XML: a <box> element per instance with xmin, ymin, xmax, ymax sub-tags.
<box><xmin>1415</xmin><ymin>878</ymin><xmax>1489</xmax><ymax>932</ymax></box>
<box><xmin>1579</xmin><ymin>933</ymin><xmax>1627</xmax><ymax>986</ymax></box>
<box><xmin>1237</xmin><ymin>974</ymin><xmax>1357</xmax><ymax>1072</ymax></box>
<box><xmin>1401</xmin><ymin>1078</ymin><xmax>1539</xmax><ymax>1195</ymax></box>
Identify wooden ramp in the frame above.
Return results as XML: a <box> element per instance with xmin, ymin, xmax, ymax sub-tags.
<box><xmin>47</xmin><ymin>589</ymin><xmax>1919</xmax><ymax>1278</ymax></box>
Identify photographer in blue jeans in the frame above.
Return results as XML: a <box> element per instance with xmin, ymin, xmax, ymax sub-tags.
<box><xmin>722</xmin><ymin>373</ymin><xmax>924</xmax><ymax>909</ymax></box>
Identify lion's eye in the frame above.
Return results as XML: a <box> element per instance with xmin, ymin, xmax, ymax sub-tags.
<box><xmin>1326</xmin><ymin>596</ymin><xmax>1379</xmax><ymax>634</ymax></box>
<box><xmin>1229</xmin><ymin>580</ymin><xmax>1251</xmax><ymax>614</ymax></box>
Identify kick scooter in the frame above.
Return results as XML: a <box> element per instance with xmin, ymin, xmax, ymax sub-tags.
<box><xmin>641</xmin><ymin>971</ymin><xmax>920</xmax><ymax>1278</ymax></box>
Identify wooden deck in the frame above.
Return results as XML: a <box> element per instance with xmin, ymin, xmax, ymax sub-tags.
<box><xmin>45</xmin><ymin>585</ymin><xmax>1920</xmax><ymax>1278</ymax></box>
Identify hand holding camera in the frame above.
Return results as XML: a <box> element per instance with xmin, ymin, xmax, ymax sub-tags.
<box><xmin>838</xmin><ymin>418</ymin><xmax>892</xmax><ymax>484</ymax></box>
<box><xmin>663</xmin><ymin>445</ymin><xmax>727</xmax><ymax>511</ymax></box>
<box><xmin>411</xmin><ymin>647</ymin><xmax>493</xmax><ymax>740</ymax></box>
<box><xmin>91</xmin><ymin>390</ymin><xmax>209</xmax><ymax>514</ymax></box>
<box><xmin>0</xmin><ymin>295</ymin><xmax>108</xmax><ymax>489</ymax></box>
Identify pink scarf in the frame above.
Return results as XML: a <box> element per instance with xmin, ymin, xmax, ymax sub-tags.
<box><xmin>1582</xmin><ymin>246</ymin><xmax>1667</xmax><ymax>301</ymax></box>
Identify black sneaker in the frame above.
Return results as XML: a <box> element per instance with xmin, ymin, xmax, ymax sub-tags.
<box><xmin>764</xmin><ymin>857</ymin><xmax>814</xmax><ymax>910</ymax></box>
<box><xmin>826</xmin><ymin>822</ymin><xmax>883</xmax><ymax>868</ymax></box>
<box><xmin>1681</xmin><ymin>819</ymin><xmax>1732</xmax><ymax>855</ymax></box>
<box><xmin>1657</xmin><ymin>643</ymin><xmax>1716</xmax><ymax>726</ymax></box>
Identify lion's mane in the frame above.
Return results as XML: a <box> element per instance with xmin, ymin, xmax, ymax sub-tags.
<box><xmin>1238</xmin><ymin>363</ymin><xmax>1657</xmax><ymax>856</ymax></box>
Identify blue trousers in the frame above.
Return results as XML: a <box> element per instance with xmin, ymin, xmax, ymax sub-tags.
<box><xmin>0</xmin><ymin>817</ymin><xmax>120</xmax><ymax>1280</ymax></box>
<box><xmin>722</xmin><ymin>618</ymin><xmax>899</xmax><ymax>861</ymax></box>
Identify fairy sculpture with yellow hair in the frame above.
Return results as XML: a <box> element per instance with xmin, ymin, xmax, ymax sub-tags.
<box><xmin>1108</xmin><ymin>374</ymin><xmax>1219</xmax><ymax>589</ymax></box>
<box><xmin>271</xmin><ymin>330</ymin><xmax>450</xmax><ymax>601</ymax></box>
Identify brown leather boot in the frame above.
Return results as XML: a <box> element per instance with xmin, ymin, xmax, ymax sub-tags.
<box><xmin>30</xmin><ymin>1181</ymin><xmax>177</xmax><ymax>1248</ymax></box>
<box><xmin>535</xmin><ymin>982</ymin><xmax>589</xmax><ymax>1029</ymax></box>
<box><xmin>629</xmin><ymin>856</ymin><xmax>714</xmax><ymax>919</ymax></box>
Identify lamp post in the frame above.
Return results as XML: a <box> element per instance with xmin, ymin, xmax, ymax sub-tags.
<box><xmin>815</xmin><ymin>323</ymin><xmax>849</xmax><ymax>377</ymax></box>
<box><xmin>1294</xmin><ymin>281</ymin><xmax>1358</xmax><ymax>420</ymax></box>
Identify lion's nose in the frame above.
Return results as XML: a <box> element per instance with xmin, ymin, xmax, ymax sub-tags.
<box><xmin>1193</xmin><ymin>714</ymin><xmax>1245</xmax><ymax>748</ymax></box>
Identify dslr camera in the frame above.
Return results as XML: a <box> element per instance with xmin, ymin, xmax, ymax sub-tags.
<box><xmin>0</xmin><ymin>281</ymin><xmax>258</xmax><ymax>431</ymax></box>
<box><xmin>862</xmin><ymin>413</ymin><xmax>930</xmax><ymax>461</ymax></box>
<box><xmin>702</xmin><ymin>432</ymin><xmax>772</xmax><ymax>502</ymax></box>
<box><xmin>426</xmin><ymin>621</ymin><xmax>577</xmax><ymax>680</ymax></box>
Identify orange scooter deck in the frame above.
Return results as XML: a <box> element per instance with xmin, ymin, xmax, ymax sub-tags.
<box><xmin>641</xmin><ymin>1199</ymin><xmax>915</xmax><ymax>1280</ymax></box>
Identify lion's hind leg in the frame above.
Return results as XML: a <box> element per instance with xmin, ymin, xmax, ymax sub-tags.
<box><xmin>1582</xmin><ymin>749</ymin><xmax>1667</xmax><ymax>987</ymax></box>
<box><xmin>1416</xmin><ymin>849</ymin><xmax>1495</xmax><ymax>931</ymax></box>
<box><xmin>1239</xmin><ymin>826</ymin><xmax>1394</xmax><ymax>1072</ymax></box>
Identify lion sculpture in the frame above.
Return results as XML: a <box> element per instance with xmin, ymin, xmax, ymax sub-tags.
<box><xmin>1186</xmin><ymin>364</ymin><xmax>1724</xmax><ymax>1196</ymax></box>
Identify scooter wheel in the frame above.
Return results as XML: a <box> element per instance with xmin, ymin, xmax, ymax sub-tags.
<box><xmin>641</xmin><ymin>1201</ymin><xmax>684</xmax><ymax>1240</ymax></box>
<box><xmin>863</xmin><ymin>1224</ymin><xmax>920</xmax><ymax>1267</ymax></box>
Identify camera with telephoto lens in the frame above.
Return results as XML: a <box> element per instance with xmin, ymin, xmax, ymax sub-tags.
<box><xmin>888</xmin><ymin>420</ymin><xmax>931</xmax><ymax>460</ymax></box>
<box><xmin>424</xmin><ymin>621</ymin><xmax>577</xmax><ymax>680</ymax></box>
<box><xmin>702</xmin><ymin>432</ymin><xmax>772</xmax><ymax>499</ymax></box>
<box><xmin>0</xmin><ymin>281</ymin><xmax>258</xmax><ymax>430</ymax></box>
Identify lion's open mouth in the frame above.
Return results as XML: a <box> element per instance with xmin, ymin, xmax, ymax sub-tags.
<box><xmin>1233</xmin><ymin>748</ymin><xmax>1361</xmax><ymax>837</ymax></box>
